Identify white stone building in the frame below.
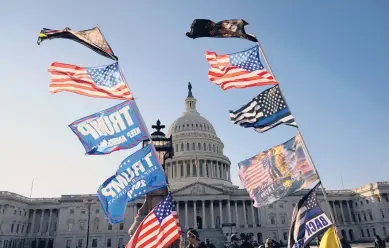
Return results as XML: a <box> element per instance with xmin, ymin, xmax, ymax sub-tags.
<box><xmin>1</xmin><ymin>86</ymin><xmax>389</xmax><ymax>248</ymax></box>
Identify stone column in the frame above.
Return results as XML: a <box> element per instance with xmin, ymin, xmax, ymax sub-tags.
<box><xmin>257</xmin><ymin>207</ymin><xmax>261</xmax><ymax>226</ymax></box>
<box><xmin>31</xmin><ymin>210</ymin><xmax>37</xmax><ymax>233</ymax></box>
<box><xmin>346</xmin><ymin>201</ymin><xmax>353</xmax><ymax>223</ymax></box>
<box><xmin>193</xmin><ymin>201</ymin><xmax>197</xmax><ymax>228</ymax></box>
<box><xmin>242</xmin><ymin>201</ymin><xmax>248</xmax><ymax>228</ymax></box>
<box><xmin>184</xmin><ymin>161</ymin><xmax>187</xmax><ymax>178</ymax></box>
<box><xmin>235</xmin><ymin>201</ymin><xmax>239</xmax><ymax>227</ymax></box>
<box><xmin>202</xmin><ymin>201</ymin><xmax>206</xmax><ymax>228</ymax></box>
<box><xmin>47</xmin><ymin>209</ymin><xmax>53</xmax><ymax>233</ymax></box>
<box><xmin>228</xmin><ymin>166</ymin><xmax>231</xmax><ymax>182</ymax></box>
<box><xmin>210</xmin><ymin>201</ymin><xmax>215</xmax><ymax>228</ymax></box>
<box><xmin>185</xmin><ymin>201</ymin><xmax>189</xmax><ymax>229</ymax></box>
<box><xmin>176</xmin><ymin>202</ymin><xmax>179</xmax><ymax>215</ymax></box>
<box><xmin>39</xmin><ymin>210</ymin><xmax>45</xmax><ymax>233</ymax></box>
<box><xmin>219</xmin><ymin>200</ymin><xmax>224</xmax><ymax>225</ymax></box>
<box><xmin>251</xmin><ymin>201</ymin><xmax>256</xmax><ymax>227</ymax></box>
<box><xmin>202</xmin><ymin>160</ymin><xmax>206</xmax><ymax>177</ymax></box>
<box><xmin>227</xmin><ymin>200</ymin><xmax>232</xmax><ymax>223</ymax></box>
<box><xmin>339</xmin><ymin>201</ymin><xmax>346</xmax><ymax>223</ymax></box>
<box><xmin>190</xmin><ymin>160</ymin><xmax>194</xmax><ymax>177</ymax></box>
<box><xmin>332</xmin><ymin>201</ymin><xmax>339</xmax><ymax>223</ymax></box>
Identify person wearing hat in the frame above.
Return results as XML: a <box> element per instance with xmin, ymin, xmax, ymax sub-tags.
<box><xmin>180</xmin><ymin>229</ymin><xmax>207</xmax><ymax>248</ymax></box>
<box><xmin>229</xmin><ymin>234</ymin><xmax>240</xmax><ymax>248</ymax></box>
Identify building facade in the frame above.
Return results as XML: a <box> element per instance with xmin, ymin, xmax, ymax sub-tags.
<box><xmin>1</xmin><ymin>86</ymin><xmax>389</xmax><ymax>248</ymax></box>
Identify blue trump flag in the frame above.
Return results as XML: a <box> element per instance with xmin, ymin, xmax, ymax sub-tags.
<box><xmin>69</xmin><ymin>100</ymin><xmax>148</xmax><ymax>155</ymax></box>
<box><xmin>97</xmin><ymin>144</ymin><xmax>167</xmax><ymax>223</ymax></box>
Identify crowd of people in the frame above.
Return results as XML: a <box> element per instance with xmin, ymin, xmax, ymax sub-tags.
<box><xmin>179</xmin><ymin>230</ymin><xmax>282</xmax><ymax>248</ymax></box>
<box><xmin>178</xmin><ymin>229</ymin><xmax>387</xmax><ymax>248</ymax></box>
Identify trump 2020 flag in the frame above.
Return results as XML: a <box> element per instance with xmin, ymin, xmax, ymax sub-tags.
<box><xmin>48</xmin><ymin>62</ymin><xmax>133</xmax><ymax>100</ymax></box>
<box><xmin>205</xmin><ymin>45</ymin><xmax>277</xmax><ymax>90</ymax></box>
<box><xmin>229</xmin><ymin>85</ymin><xmax>297</xmax><ymax>133</ymax></box>
<box><xmin>238</xmin><ymin>134</ymin><xmax>319</xmax><ymax>208</ymax></box>
<box><xmin>288</xmin><ymin>182</ymin><xmax>333</xmax><ymax>248</ymax></box>
<box><xmin>97</xmin><ymin>145</ymin><xmax>167</xmax><ymax>224</ymax></box>
<box><xmin>69</xmin><ymin>101</ymin><xmax>148</xmax><ymax>155</ymax></box>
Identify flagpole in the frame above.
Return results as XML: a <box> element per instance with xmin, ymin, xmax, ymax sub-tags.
<box><xmin>256</xmin><ymin>40</ymin><xmax>342</xmax><ymax>247</ymax></box>
<box><xmin>29</xmin><ymin>178</ymin><xmax>34</xmax><ymax>200</ymax></box>
<box><xmin>118</xmin><ymin>66</ymin><xmax>170</xmax><ymax>192</ymax></box>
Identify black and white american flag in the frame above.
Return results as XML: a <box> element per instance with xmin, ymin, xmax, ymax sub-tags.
<box><xmin>229</xmin><ymin>85</ymin><xmax>297</xmax><ymax>133</ymax></box>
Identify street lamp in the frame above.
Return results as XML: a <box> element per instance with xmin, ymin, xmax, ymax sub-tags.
<box><xmin>128</xmin><ymin>120</ymin><xmax>174</xmax><ymax>236</ymax></box>
<box><xmin>83</xmin><ymin>198</ymin><xmax>96</xmax><ymax>248</ymax></box>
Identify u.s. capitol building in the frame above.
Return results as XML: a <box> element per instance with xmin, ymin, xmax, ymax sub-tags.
<box><xmin>1</xmin><ymin>86</ymin><xmax>389</xmax><ymax>248</ymax></box>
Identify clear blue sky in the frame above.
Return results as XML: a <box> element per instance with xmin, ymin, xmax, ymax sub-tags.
<box><xmin>1</xmin><ymin>1</ymin><xmax>388</xmax><ymax>198</ymax></box>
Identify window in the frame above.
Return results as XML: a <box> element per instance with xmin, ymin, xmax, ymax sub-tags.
<box><xmin>93</xmin><ymin>219</ymin><xmax>100</xmax><ymax>232</ymax></box>
<box><xmin>279</xmin><ymin>204</ymin><xmax>284</xmax><ymax>208</ymax></box>
<box><xmin>198</xmin><ymin>143</ymin><xmax>201</xmax><ymax>150</ymax></box>
<box><xmin>66</xmin><ymin>240</ymin><xmax>71</xmax><ymax>248</ymax></box>
<box><xmin>360</xmin><ymin>201</ymin><xmax>363</xmax><ymax>206</ymax></box>
<box><xmin>11</xmin><ymin>223</ymin><xmax>14</xmax><ymax>232</ymax></box>
<box><xmin>175</xmin><ymin>144</ymin><xmax>178</xmax><ymax>152</ymax></box>
<box><xmin>208</xmin><ymin>144</ymin><xmax>211</xmax><ymax>151</ymax></box>
<box><xmin>21</xmin><ymin>225</ymin><xmax>24</xmax><ymax>233</ymax></box>
<box><xmin>280</xmin><ymin>215</ymin><xmax>286</xmax><ymax>225</ymax></box>
<box><xmin>14</xmin><ymin>209</ymin><xmax>16</xmax><ymax>215</ymax></box>
<box><xmin>24</xmin><ymin>211</ymin><xmax>27</xmax><ymax>216</ymax></box>
<box><xmin>81</xmin><ymin>209</ymin><xmax>86</xmax><ymax>214</ymax></box>
<box><xmin>363</xmin><ymin>212</ymin><xmax>367</xmax><ymax>221</ymax></box>
<box><xmin>381</xmin><ymin>209</ymin><xmax>385</xmax><ymax>218</ymax></box>
<box><xmin>107</xmin><ymin>238</ymin><xmax>112</xmax><ymax>247</ymax></box>
<box><xmin>269</xmin><ymin>204</ymin><xmax>274</xmax><ymax>209</ymax></box>
<box><xmin>366</xmin><ymin>200</ymin><xmax>369</xmax><ymax>204</ymax></box>
<box><xmin>355</xmin><ymin>202</ymin><xmax>358</xmax><ymax>207</ymax></box>
<box><xmin>67</xmin><ymin>220</ymin><xmax>74</xmax><ymax>231</ymax></box>
<box><xmin>367</xmin><ymin>229</ymin><xmax>371</xmax><ymax>237</ymax></box>
<box><xmin>92</xmin><ymin>239</ymin><xmax>98</xmax><ymax>247</ymax></box>
<box><xmin>120</xmin><ymin>223</ymin><xmax>124</xmax><ymax>230</ymax></box>
<box><xmin>108</xmin><ymin>223</ymin><xmax>112</xmax><ymax>230</ymax></box>
<box><xmin>213</xmin><ymin>144</ymin><xmax>215</xmax><ymax>152</ymax></box>
<box><xmin>368</xmin><ymin>211</ymin><xmax>373</xmax><ymax>221</ymax></box>
<box><xmin>283</xmin><ymin>232</ymin><xmax>288</xmax><ymax>240</ymax></box>
<box><xmin>80</xmin><ymin>222</ymin><xmax>85</xmax><ymax>230</ymax></box>
<box><xmin>192</xmin><ymin>143</ymin><xmax>195</xmax><ymax>150</ymax></box>
<box><xmin>78</xmin><ymin>239</ymin><xmax>83</xmax><ymax>248</ymax></box>
<box><xmin>358</xmin><ymin>213</ymin><xmax>361</xmax><ymax>222</ymax></box>
<box><xmin>181</xmin><ymin>144</ymin><xmax>184</xmax><ymax>151</ymax></box>
<box><xmin>95</xmin><ymin>209</ymin><xmax>100</xmax><ymax>214</ymax></box>
<box><xmin>19</xmin><ymin>210</ymin><xmax>21</xmax><ymax>216</ymax></box>
<box><xmin>373</xmin><ymin>228</ymin><xmax>376</xmax><ymax>236</ymax></box>
<box><xmin>361</xmin><ymin>229</ymin><xmax>364</xmax><ymax>237</ymax></box>
<box><xmin>16</xmin><ymin>224</ymin><xmax>19</xmax><ymax>233</ymax></box>
<box><xmin>69</xmin><ymin>209</ymin><xmax>74</xmax><ymax>214</ymax></box>
<box><xmin>186</xmin><ymin>143</ymin><xmax>189</xmax><ymax>151</ymax></box>
<box><xmin>269</xmin><ymin>215</ymin><xmax>276</xmax><ymax>225</ymax></box>
<box><xmin>118</xmin><ymin>238</ymin><xmax>123</xmax><ymax>246</ymax></box>
<box><xmin>203</xmin><ymin>143</ymin><xmax>206</xmax><ymax>151</ymax></box>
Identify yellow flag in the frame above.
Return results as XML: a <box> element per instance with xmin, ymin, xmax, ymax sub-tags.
<box><xmin>319</xmin><ymin>226</ymin><xmax>339</xmax><ymax>248</ymax></box>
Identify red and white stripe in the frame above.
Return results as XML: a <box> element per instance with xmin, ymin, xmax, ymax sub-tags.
<box><xmin>205</xmin><ymin>51</ymin><xmax>277</xmax><ymax>90</ymax></box>
<box><xmin>241</xmin><ymin>160</ymin><xmax>272</xmax><ymax>190</ymax></box>
<box><xmin>48</xmin><ymin>62</ymin><xmax>133</xmax><ymax>100</ymax></box>
<box><xmin>126</xmin><ymin>211</ymin><xmax>180</xmax><ymax>248</ymax></box>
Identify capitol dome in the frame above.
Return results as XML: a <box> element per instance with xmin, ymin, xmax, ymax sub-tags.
<box><xmin>165</xmin><ymin>83</ymin><xmax>233</xmax><ymax>190</ymax></box>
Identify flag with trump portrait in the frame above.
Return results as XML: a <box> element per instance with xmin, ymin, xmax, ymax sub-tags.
<box><xmin>238</xmin><ymin>134</ymin><xmax>319</xmax><ymax>208</ymax></box>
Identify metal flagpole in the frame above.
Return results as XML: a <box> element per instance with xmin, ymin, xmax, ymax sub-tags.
<box><xmin>29</xmin><ymin>178</ymin><xmax>34</xmax><ymax>200</ymax></box>
<box><xmin>256</xmin><ymin>40</ymin><xmax>343</xmax><ymax>246</ymax></box>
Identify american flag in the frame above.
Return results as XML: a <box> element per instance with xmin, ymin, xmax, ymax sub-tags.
<box><xmin>229</xmin><ymin>85</ymin><xmax>297</xmax><ymax>133</ymax></box>
<box><xmin>239</xmin><ymin>153</ymin><xmax>272</xmax><ymax>191</ymax></box>
<box><xmin>205</xmin><ymin>45</ymin><xmax>277</xmax><ymax>90</ymax></box>
<box><xmin>126</xmin><ymin>192</ymin><xmax>181</xmax><ymax>248</ymax></box>
<box><xmin>48</xmin><ymin>62</ymin><xmax>133</xmax><ymax>100</ymax></box>
<box><xmin>288</xmin><ymin>182</ymin><xmax>331</xmax><ymax>248</ymax></box>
